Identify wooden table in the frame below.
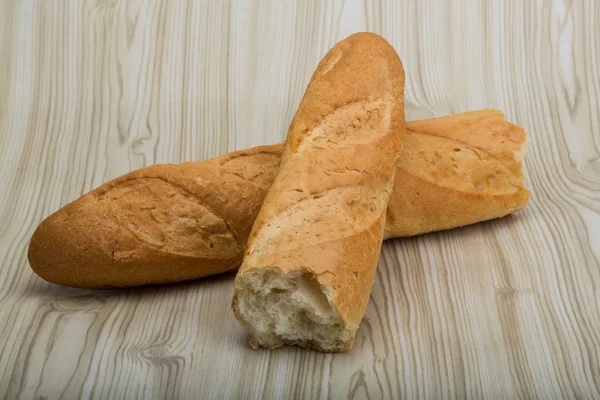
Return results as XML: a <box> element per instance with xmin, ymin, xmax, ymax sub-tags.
<box><xmin>1</xmin><ymin>1</ymin><xmax>599</xmax><ymax>398</ymax></box>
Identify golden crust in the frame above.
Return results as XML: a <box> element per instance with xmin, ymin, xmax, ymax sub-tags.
<box><xmin>28</xmin><ymin>145</ymin><xmax>283</xmax><ymax>288</ymax></box>
<box><xmin>232</xmin><ymin>32</ymin><xmax>405</xmax><ymax>351</ymax></box>
<box><xmin>385</xmin><ymin>109</ymin><xmax>530</xmax><ymax>237</ymax></box>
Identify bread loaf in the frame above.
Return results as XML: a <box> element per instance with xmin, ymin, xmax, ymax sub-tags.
<box><xmin>28</xmin><ymin>109</ymin><xmax>529</xmax><ymax>289</ymax></box>
<box><xmin>385</xmin><ymin>108</ymin><xmax>530</xmax><ymax>237</ymax></box>
<box><xmin>28</xmin><ymin>145</ymin><xmax>283</xmax><ymax>287</ymax></box>
<box><xmin>232</xmin><ymin>32</ymin><xmax>405</xmax><ymax>352</ymax></box>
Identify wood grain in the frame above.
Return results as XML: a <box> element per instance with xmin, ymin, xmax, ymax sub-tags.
<box><xmin>1</xmin><ymin>0</ymin><xmax>599</xmax><ymax>398</ymax></box>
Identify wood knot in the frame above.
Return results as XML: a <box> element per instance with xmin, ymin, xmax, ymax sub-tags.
<box><xmin>50</xmin><ymin>296</ymin><xmax>103</xmax><ymax>312</ymax></box>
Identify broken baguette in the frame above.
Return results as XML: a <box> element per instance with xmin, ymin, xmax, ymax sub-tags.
<box><xmin>232</xmin><ymin>32</ymin><xmax>405</xmax><ymax>352</ymax></box>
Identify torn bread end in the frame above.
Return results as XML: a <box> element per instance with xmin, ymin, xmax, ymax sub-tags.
<box><xmin>233</xmin><ymin>268</ymin><xmax>355</xmax><ymax>352</ymax></box>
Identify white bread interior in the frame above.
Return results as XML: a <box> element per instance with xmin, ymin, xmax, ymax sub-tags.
<box><xmin>234</xmin><ymin>269</ymin><xmax>351</xmax><ymax>350</ymax></box>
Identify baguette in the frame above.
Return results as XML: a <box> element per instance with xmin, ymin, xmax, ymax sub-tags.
<box><xmin>231</xmin><ymin>32</ymin><xmax>405</xmax><ymax>352</ymax></box>
<box><xmin>28</xmin><ymin>146</ymin><xmax>282</xmax><ymax>288</ymax></box>
<box><xmin>28</xmin><ymin>108</ymin><xmax>529</xmax><ymax>289</ymax></box>
<box><xmin>386</xmin><ymin>108</ymin><xmax>530</xmax><ymax>237</ymax></box>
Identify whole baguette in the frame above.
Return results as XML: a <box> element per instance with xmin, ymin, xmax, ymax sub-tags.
<box><xmin>28</xmin><ymin>108</ymin><xmax>529</xmax><ymax>289</ymax></box>
<box><xmin>232</xmin><ymin>32</ymin><xmax>405</xmax><ymax>351</ymax></box>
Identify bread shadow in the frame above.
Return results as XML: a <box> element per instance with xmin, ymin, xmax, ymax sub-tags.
<box><xmin>25</xmin><ymin>269</ymin><xmax>237</xmax><ymax>300</ymax></box>
<box><xmin>389</xmin><ymin>212</ymin><xmax>528</xmax><ymax>247</ymax></box>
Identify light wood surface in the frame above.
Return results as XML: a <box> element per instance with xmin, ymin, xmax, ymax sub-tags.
<box><xmin>1</xmin><ymin>0</ymin><xmax>599</xmax><ymax>398</ymax></box>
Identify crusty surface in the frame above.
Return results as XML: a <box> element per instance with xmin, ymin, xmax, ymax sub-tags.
<box><xmin>28</xmin><ymin>109</ymin><xmax>529</xmax><ymax>289</ymax></box>
<box><xmin>385</xmin><ymin>108</ymin><xmax>530</xmax><ymax>238</ymax></box>
<box><xmin>232</xmin><ymin>32</ymin><xmax>405</xmax><ymax>352</ymax></box>
<box><xmin>28</xmin><ymin>145</ymin><xmax>283</xmax><ymax>288</ymax></box>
